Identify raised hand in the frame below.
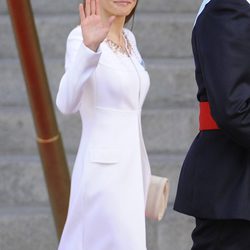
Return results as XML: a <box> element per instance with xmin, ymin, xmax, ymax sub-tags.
<box><xmin>79</xmin><ymin>0</ymin><xmax>116</xmax><ymax>52</ymax></box>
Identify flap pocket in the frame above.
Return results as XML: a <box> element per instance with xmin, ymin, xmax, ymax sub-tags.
<box><xmin>89</xmin><ymin>148</ymin><xmax>120</xmax><ymax>165</ymax></box>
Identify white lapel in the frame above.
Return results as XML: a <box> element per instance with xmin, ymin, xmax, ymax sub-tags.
<box><xmin>194</xmin><ymin>0</ymin><xmax>212</xmax><ymax>26</ymax></box>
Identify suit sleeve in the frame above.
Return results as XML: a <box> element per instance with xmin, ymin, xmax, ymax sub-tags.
<box><xmin>197</xmin><ymin>3</ymin><xmax>250</xmax><ymax>148</ymax></box>
<box><xmin>56</xmin><ymin>26</ymin><xmax>102</xmax><ymax>114</ymax></box>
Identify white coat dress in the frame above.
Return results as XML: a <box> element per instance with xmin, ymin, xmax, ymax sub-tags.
<box><xmin>56</xmin><ymin>25</ymin><xmax>151</xmax><ymax>250</ymax></box>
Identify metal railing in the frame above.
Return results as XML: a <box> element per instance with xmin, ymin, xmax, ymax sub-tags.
<box><xmin>7</xmin><ymin>0</ymin><xmax>71</xmax><ymax>240</ymax></box>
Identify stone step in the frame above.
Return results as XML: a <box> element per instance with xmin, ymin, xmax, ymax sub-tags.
<box><xmin>0</xmin><ymin>153</ymin><xmax>185</xmax><ymax>206</ymax></box>
<box><xmin>0</xmin><ymin>58</ymin><xmax>196</xmax><ymax>108</ymax></box>
<box><xmin>0</xmin><ymin>207</ymin><xmax>57</xmax><ymax>250</ymax></box>
<box><xmin>0</xmin><ymin>206</ymin><xmax>57</xmax><ymax>250</ymax></box>
<box><xmin>141</xmin><ymin>0</ymin><xmax>200</xmax><ymax>13</ymax></box>
<box><xmin>0</xmin><ymin>204</ymin><xmax>194</xmax><ymax>250</ymax></box>
<box><xmin>144</xmin><ymin>59</ymin><xmax>196</xmax><ymax>109</ymax></box>
<box><xmin>0</xmin><ymin>107</ymin><xmax>198</xmax><ymax>155</ymax></box>
<box><xmin>0</xmin><ymin>156</ymin><xmax>50</xmax><ymax>207</ymax></box>
<box><xmin>1</xmin><ymin>0</ymin><xmax>201</xmax><ymax>15</ymax></box>
<box><xmin>151</xmin><ymin>206</ymin><xmax>194</xmax><ymax>250</ymax></box>
<box><xmin>0</xmin><ymin>1</ymin><xmax>199</xmax><ymax>249</ymax></box>
<box><xmin>1</xmin><ymin>13</ymin><xmax>195</xmax><ymax>59</ymax></box>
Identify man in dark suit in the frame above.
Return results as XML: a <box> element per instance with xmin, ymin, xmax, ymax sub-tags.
<box><xmin>174</xmin><ymin>0</ymin><xmax>250</xmax><ymax>249</ymax></box>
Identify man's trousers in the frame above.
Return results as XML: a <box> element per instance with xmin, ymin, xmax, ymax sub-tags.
<box><xmin>191</xmin><ymin>218</ymin><xmax>250</xmax><ymax>250</ymax></box>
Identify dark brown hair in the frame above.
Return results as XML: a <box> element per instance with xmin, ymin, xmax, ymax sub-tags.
<box><xmin>125</xmin><ymin>0</ymin><xmax>138</xmax><ymax>25</ymax></box>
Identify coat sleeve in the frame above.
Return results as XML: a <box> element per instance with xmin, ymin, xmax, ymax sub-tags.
<box><xmin>56</xmin><ymin>26</ymin><xmax>102</xmax><ymax>114</ymax></box>
<box><xmin>197</xmin><ymin>2</ymin><xmax>250</xmax><ymax>148</ymax></box>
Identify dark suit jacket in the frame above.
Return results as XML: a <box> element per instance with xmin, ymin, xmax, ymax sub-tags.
<box><xmin>174</xmin><ymin>0</ymin><xmax>250</xmax><ymax>220</ymax></box>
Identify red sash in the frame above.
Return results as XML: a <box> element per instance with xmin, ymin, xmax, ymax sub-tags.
<box><xmin>199</xmin><ymin>102</ymin><xmax>220</xmax><ymax>131</ymax></box>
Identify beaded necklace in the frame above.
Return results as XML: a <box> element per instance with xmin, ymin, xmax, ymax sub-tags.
<box><xmin>105</xmin><ymin>31</ymin><xmax>132</xmax><ymax>57</ymax></box>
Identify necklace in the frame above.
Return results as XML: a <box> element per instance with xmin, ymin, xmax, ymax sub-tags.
<box><xmin>105</xmin><ymin>31</ymin><xmax>132</xmax><ymax>56</ymax></box>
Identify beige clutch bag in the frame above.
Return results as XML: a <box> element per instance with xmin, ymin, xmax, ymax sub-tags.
<box><xmin>145</xmin><ymin>175</ymin><xmax>170</xmax><ymax>221</ymax></box>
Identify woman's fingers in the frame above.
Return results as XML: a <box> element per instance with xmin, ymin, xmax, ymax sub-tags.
<box><xmin>79</xmin><ymin>3</ymin><xmax>86</xmax><ymax>22</ymax></box>
<box><xmin>81</xmin><ymin>0</ymin><xmax>100</xmax><ymax>18</ymax></box>
<box><xmin>85</xmin><ymin>0</ymin><xmax>91</xmax><ymax>16</ymax></box>
<box><xmin>95</xmin><ymin>0</ymin><xmax>100</xmax><ymax>15</ymax></box>
<box><xmin>91</xmin><ymin>0</ymin><xmax>96</xmax><ymax>16</ymax></box>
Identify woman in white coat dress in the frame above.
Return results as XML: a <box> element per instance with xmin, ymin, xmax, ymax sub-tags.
<box><xmin>56</xmin><ymin>0</ymin><xmax>151</xmax><ymax>249</ymax></box>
